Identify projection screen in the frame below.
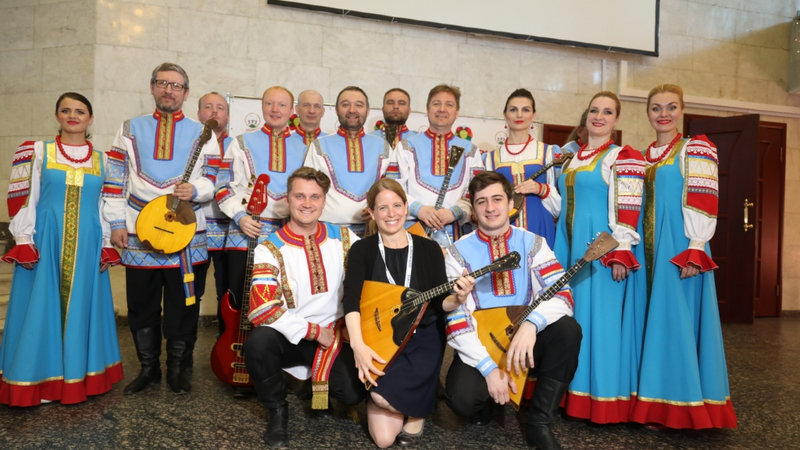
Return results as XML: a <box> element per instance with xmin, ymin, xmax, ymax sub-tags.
<box><xmin>269</xmin><ymin>0</ymin><xmax>659</xmax><ymax>56</ymax></box>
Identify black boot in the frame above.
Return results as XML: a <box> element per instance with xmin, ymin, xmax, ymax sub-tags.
<box><xmin>255</xmin><ymin>374</ymin><xmax>289</xmax><ymax>448</ymax></box>
<box><xmin>470</xmin><ymin>401</ymin><xmax>493</xmax><ymax>426</ymax></box>
<box><xmin>123</xmin><ymin>327</ymin><xmax>162</xmax><ymax>395</ymax></box>
<box><xmin>526</xmin><ymin>377</ymin><xmax>568</xmax><ymax>450</ymax></box>
<box><xmin>166</xmin><ymin>339</ymin><xmax>192</xmax><ymax>394</ymax></box>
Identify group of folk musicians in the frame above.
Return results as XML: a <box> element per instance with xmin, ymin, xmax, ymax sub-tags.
<box><xmin>0</xmin><ymin>61</ymin><xmax>737</xmax><ymax>449</ymax></box>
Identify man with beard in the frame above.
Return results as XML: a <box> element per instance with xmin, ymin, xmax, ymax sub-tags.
<box><xmin>291</xmin><ymin>90</ymin><xmax>328</xmax><ymax>146</ymax></box>
<box><xmin>303</xmin><ymin>86</ymin><xmax>397</xmax><ymax>237</ymax></box>
<box><xmin>397</xmin><ymin>84</ymin><xmax>485</xmax><ymax>247</ymax></box>
<box><xmin>370</xmin><ymin>88</ymin><xmax>417</xmax><ymax>148</ymax></box>
<box><xmin>103</xmin><ymin>62</ymin><xmax>219</xmax><ymax>395</ymax></box>
<box><xmin>215</xmin><ymin>87</ymin><xmax>307</xmax><ymax>335</ymax></box>
<box><xmin>197</xmin><ymin>92</ymin><xmax>232</xmax><ymax>333</ymax></box>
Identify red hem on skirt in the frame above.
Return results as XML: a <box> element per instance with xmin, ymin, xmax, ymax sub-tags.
<box><xmin>0</xmin><ymin>362</ymin><xmax>124</xmax><ymax>407</ymax></box>
<box><xmin>630</xmin><ymin>398</ymin><xmax>737</xmax><ymax>429</ymax></box>
<box><xmin>562</xmin><ymin>391</ymin><xmax>636</xmax><ymax>424</ymax></box>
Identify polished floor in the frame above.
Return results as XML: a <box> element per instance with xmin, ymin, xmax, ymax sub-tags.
<box><xmin>1</xmin><ymin>316</ymin><xmax>799</xmax><ymax>450</ymax></box>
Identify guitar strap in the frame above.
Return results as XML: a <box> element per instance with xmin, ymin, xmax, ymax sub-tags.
<box><xmin>310</xmin><ymin>319</ymin><xmax>344</xmax><ymax>409</ymax></box>
<box><xmin>179</xmin><ymin>246</ymin><xmax>196</xmax><ymax>306</ymax></box>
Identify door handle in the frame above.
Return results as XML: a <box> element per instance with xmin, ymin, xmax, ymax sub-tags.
<box><xmin>744</xmin><ymin>199</ymin><xmax>754</xmax><ymax>232</ymax></box>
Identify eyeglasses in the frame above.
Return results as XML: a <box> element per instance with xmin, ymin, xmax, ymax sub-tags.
<box><xmin>152</xmin><ymin>80</ymin><xmax>186</xmax><ymax>92</ymax></box>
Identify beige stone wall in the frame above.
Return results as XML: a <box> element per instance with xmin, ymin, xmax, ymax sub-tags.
<box><xmin>1</xmin><ymin>0</ymin><xmax>798</xmax><ymax>311</ymax></box>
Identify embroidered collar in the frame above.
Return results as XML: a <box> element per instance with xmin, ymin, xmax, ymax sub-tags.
<box><xmin>337</xmin><ymin>126</ymin><xmax>365</xmax><ymax>139</ymax></box>
<box><xmin>277</xmin><ymin>222</ymin><xmax>326</xmax><ymax>247</ymax></box>
<box><xmin>152</xmin><ymin>110</ymin><xmax>185</xmax><ymax>122</ymax></box>
<box><xmin>477</xmin><ymin>227</ymin><xmax>512</xmax><ymax>244</ymax></box>
<box><xmin>424</xmin><ymin>129</ymin><xmax>454</xmax><ymax>141</ymax></box>
<box><xmin>261</xmin><ymin>124</ymin><xmax>291</xmax><ymax>138</ymax></box>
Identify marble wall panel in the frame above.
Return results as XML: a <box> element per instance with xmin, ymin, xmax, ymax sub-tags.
<box><xmin>0</xmin><ymin>95</ymin><xmax>34</xmax><ymax>137</ymax></box>
<box><xmin>175</xmin><ymin>53</ymin><xmax>257</xmax><ymax>102</ymax></box>
<box><xmin>781</xmin><ymin>276</ymin><xmax>800</xmax><ymax>310</ymax></box>
<box><xmin>740</xmin><ymin>0</ymin><xmax>795</xmax><ymax>18</ymax></box>
<box><xmin>527</xmin><ymin>89</ymin><xmax>587</xmax><ymax>128</ymax></box>
<box><xmin>322</xmin><ymin>26</ymin><xmax>394</xmax><ymax>74</ymax></box>
<box><xmin>642</xmin><ymin>34</ymin><xmax>694</xmax><ymax>71</ymax></box>
<box><xmin>738</xmin><ymin>45</ymin><xmax>788</xmax><ymax>83</ymax></box>
<box><xmin>259</xmin><ymin>3</ymin><xmax>333</xmax><ymax>27</ymax></box>
<box><xmin>735</xmin><ymin>10</ymin><xmax>792</xmax><ymax>51</ymax></box>
<box><xmin>94</xmin><ymin>45</ymin><xmax>177</xmax><ymax>92</ymax></box>
<box><xmin>457</xmin><ymin>44</ymin><xmax>521</xmax><ymax>97</ymax></box>
<box><xmin>691</xmin><ymin>37</ymin><xmax>739</xmax><ymax>76</ymax></box>
<box><xmin>28</xmin><ymin>91</ymin><xmax>64</xmax><ymax>138</ymax></box>
<box><xmin>328</xmin><ymin>68</ymin><xmax>401</xmax><ymax>110</ymax></box>
<box><xmin>686</xmin><ymin>3</ymin><xmax>738</xmax><ymax>42</ymax></box>
<box><xmin>329</xmin><ymin>14</ymin><xmax>401</xmax><ymax>36</ymax></box>
<box><xmin>767</xmin><ymin>81</ymin><xmax>791</xmax><ymax>106</ymax></box>
<box><xmin>105</xmin><ymin>0</ymin><xmax>180</xmax><ymax>7</ymax></box>
<box><xmin>34</xmin><ymin>0</ymin><xmax>95</xmax><ymax>49</ymax></box>
<box><xmin>455</xmin><ymin>79</ymin><xmax>519</xmax><ymax>118</ymax></box>
<box><xmin>0</xmin><ymin>6</ymin><xmax>34</xmax><ymax>51</ymax></box>
<box><xmin>168</xmin><ymin>8</ymin><xmax>250</xmax><ymax>59</ymax></box>
<box><xmin>627</xmin><ymin>64</ymin><xmax>682</xmax><ymax>92</ymax></box>
<box><xmin>400</xmin><ymin>23</ymin><xmax>466</xmax><ymax>44</ymax></box>
<box><xmin>520</xmin><ymin>52</ymin><xmax>579</xmax><ymax>94</ymax></box>
<box><xmin>247</xmin><ymin>18</ymin><xmax>324</xmax><ymax>66</ymax></box>
<box><xmin>660</xmin><ymin>0</ymin><xmax>689</xmax><ymax>36</ymax></box>
<box><xmin>736</xmin><ymin>77</ymin><xmax>771</xmax><ymax>104</ymax></box>
<box><xmin>41</xmin><ymin>45</ymin><xmax>95</xmax><ymax>92</ymax></box>
<box><xmin>255</xmin><ymin>61</ymin><xmax>331</xmax><ymax>102</ymax></box>
<box><xmin>2</xmin><ymin>0</ymin><xmax>39</xmax><ymax>6</ymax></box>
<box><xmin>96</xmin><ymin>1</ymin><xmax>169</xmax><ymax>50</ymax></box>
<box><xmin>688</xmin><ymin>0</ymin><xmax>742</xmax><ymax>10</ymax></box>
<box><xmin>390</xmin><ymin>35</ymin><xmax>459</xmax><ymax>80</ymax></box>
<box><xmin>678</xmin><ymin>70</ymin><xmax>738</xmax><ymax>100</ymax></box>
<box><xmin>179</xmin><ymin>0</ymin><xmax>259</xmax><ymax>17</ymax></box>
<box><xmin>0</xmin><ymin>49</ymin><xmax>43</xmax><ymax>95</ymax></box>
<box><xmin>577</xmin><ymin>59</ymin><xmax>603</xmax><ymax>96</ymax></box>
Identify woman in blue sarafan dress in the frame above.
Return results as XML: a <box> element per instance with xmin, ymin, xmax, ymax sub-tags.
<box><xmin>483</xmin><ymin>89</ymin><xmax>561</xmax><ymax>248</ymax></box>
<box><xmin>630</xmin><ymin>84</ymin><xmax>737</xmax><ymax>429</ymax></box>
<box><xmin>554</xmin><ymin>91</ymin><xmax>646</xmax><ymax>424</ymax></box>
<box><xmin>0</xmin><ymin>92</ymin><xmax>123</xmax><ymax>406</ymax></box>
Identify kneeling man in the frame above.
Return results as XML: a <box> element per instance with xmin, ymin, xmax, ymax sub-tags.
<box><xmin>244</xmin><ymin>167</ymin><xmax>367</xmax><ymax>448</ymax></box>
<box><xmin>444</xmin><ymin>171</ymin><xmax>582</xmax><ymax>450</ymax></box>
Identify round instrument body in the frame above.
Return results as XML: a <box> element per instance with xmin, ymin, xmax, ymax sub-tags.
<box><xmin>135</xmin><ymin>194</ymin><xmax>197</xmax><ymax>254</ymax></box>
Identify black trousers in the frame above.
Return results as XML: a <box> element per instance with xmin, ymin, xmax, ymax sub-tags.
<box><xmin>244</xmin><ymin>326</ymin><xmax>367</xmax><ymax>408</ymax></box>
<box><xmin>225</xmin><ymin>249</ymin><xmax>248</xmax><ymax>311</ymax></box>
<box><xmin>125</xmin><ymin>263</ymin><xmax>208</xmax><ymax>341</ymax></box>
<box><xmin>445</xmin><ymin>316</ymin><xmax>582</xmax><ymax>417</ymax></box>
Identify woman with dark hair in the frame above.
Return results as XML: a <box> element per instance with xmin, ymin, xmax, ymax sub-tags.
<box><xmin>483</xmin><ymin>89</ymin><xmax>561</xmax><ymax>247</ymax></box>
<box><xmin>554</xmin><ymin>91</ymin><xmax>646</xmax><ymax>424</ymax></box>
<box><xmin>630</xmin><ymin>84</ymin><xmax>737</xmax><ymax>429</ymax></box>
<box><xmin>343</xmin><ymin>178</ymin><xmax>474</xmax><ymax>448</ymax></box>
<box><xmin>562</xmin><ymin>108</ymin><xmax>589</xmax><ymax>154</ymax></box>
<box><xmin>0</xmin><ymin>92</ymin><xmax>123</xmax><ymax>406</ymax></box>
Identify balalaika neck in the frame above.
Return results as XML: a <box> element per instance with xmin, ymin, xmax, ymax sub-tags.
<box><xmin>433</xmin><ymin>166</ymin><xmax>456</xmax><ymax>211</ymax></box>
<box><xmin>510</xmin><ymin>257</ymin><xmax>587</xmax><ymax>327</ymax></box>
<box><xmin>170</xmin><ymin>139</ymin><xmax>203</xmax><ymax>211</ymax></box>
<box><xmin>408</xmin><ymin>261</ymin><xmax>504</xmax><ymax>308</ymax></box>
<box><xmin>239</xmin><ymin>213</ymin><xmax>261</xmax><ymax>330</ymax></box>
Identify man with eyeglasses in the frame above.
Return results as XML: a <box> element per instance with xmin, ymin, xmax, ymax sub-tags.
<box><xmin>103</xmin><ymin>62</ymin><xmax>220</xmax><ymax>396</ymax></box>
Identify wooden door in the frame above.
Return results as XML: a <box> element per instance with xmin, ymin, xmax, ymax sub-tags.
<box><xmin>685</xmin><ymin>114</ymin><xmax>760</xmax><ymax>324</ymax></box>
<box><xmin>754</xmin><ymin>122</ymin><xmax>786</xmax><ymax>316</ymax></box>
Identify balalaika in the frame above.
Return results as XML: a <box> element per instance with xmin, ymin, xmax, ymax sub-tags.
<box><xmin>471</xmin><ymin>231</ymin><xmax>618</xmax><ymax>410</ymax></box>
<box><xmin>359</xmin><ymin>251</ymin><xmax>521</xmax><ymax>388</ymax></box>
<box><xmin>135</xmin><ymin>119</ymin><xmax>218</xmax><ymax>254</ymax></box>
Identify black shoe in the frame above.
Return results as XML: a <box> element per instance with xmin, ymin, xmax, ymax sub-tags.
<box><xmin>166</xmin><ymin>339</ymin><xmax>192</xmax><ymax>394</ymax></box>
<box><xmin>313</xmin><ymin>401</ymin><xmax>334</xmax><ymax>418</ymax></box>
<box><xmin>470</xmin><ymin>402</ymin><xmax>493</xmax><ymax>426</ymax></box>
<box><xmin>395</xmin><ymin>420</ymin><xmax>425</xmax><ymax>446</ymax></box>
<box><xmin>232</xmin><ymin>386</ymin><xmax>255</xmax><ymax>398</ymax></box>
<box><xmin>124</xmin><ymin>327</ymin><xmax>162</xmax><ymax>395</ymax></box>
<box><xmin>526</xmin><ymin>377</ymin><xmax>568</xmax><ymax>450</ymax></box>
<box><xmin>265</xmin><ymin>404</ymin><xmax>289</xmax><ymax>448</ymax></box>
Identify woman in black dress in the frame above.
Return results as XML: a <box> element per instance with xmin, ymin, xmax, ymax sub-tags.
<box><xmin>344</xmin><ymin>178</ymin><xmax>474</xmax><ymax>448</ymax></box>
